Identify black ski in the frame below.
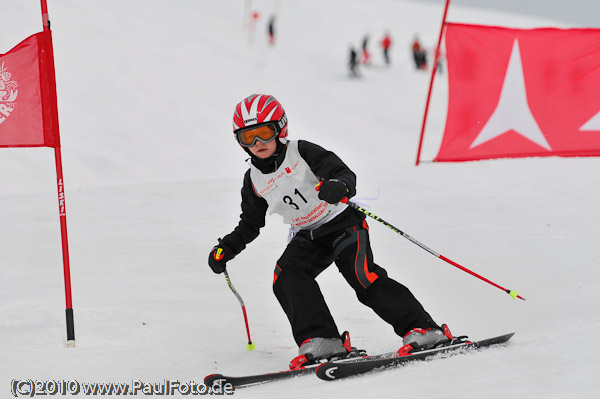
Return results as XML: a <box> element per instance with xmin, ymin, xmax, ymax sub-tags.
<box><xmin>316</xmin><ymin>332</ymin><xmax>515</xmax><ymax>381</ymax></box>
<box><xmin>204</xmin><ymin>364</ymin><xmax>318</xmax><ymax>388</ymax></box>
<box><xmin>204</xmin><ymin>346</ymin><xmax>368</xmax><ymax>388</ymax></box>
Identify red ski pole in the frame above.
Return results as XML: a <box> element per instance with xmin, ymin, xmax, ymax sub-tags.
<box><xmin>342</xmin><ymin>199</ymin><xmax>525</xmax><ymax>301</ymax></box>
<box><xmin>224</xmin><ymin>269</ymin><xmax>256</xmax><ymax>350</ymax></box>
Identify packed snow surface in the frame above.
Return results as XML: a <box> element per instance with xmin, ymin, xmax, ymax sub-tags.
<box><xmin>1</xmin><ymin>1</ymin><xmax>598</xmax><ymax>398</ymax></box>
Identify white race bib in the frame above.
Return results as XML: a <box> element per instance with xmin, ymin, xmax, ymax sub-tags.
<box><xmin>249</xmin><ymin>140</ymin><xmax>346</xmax><ymax>230</ymax></box>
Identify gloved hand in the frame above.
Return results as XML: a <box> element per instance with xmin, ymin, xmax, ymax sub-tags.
<box><xmin>208</xmin><ymin>240</ymin><xmax>233</xmax><ymax>274</ymax></box>
<box><xmin>317</xmin><ymin>179</ymin><xmax>349</xmax><ymax>204</ymax></box>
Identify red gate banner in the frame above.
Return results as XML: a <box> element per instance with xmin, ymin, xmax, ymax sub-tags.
<box><xmin>2</xmin><ymin>0</ymin><xmax>75</xmax><ymax>345</ymax></box>
<box><xmin>0</xmin><ymin>31</ymin><xmax>59</xmax><ymax>148</ymax></box>
<box><xmin>435</xmin><ymin>23</ymin><xmax>600</xmax><ymax>162</ymax></box>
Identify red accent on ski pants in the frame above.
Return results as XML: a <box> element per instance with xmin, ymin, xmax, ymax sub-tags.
<box><xmin>273</xmin><ymin>221</ymin><xmax>439</xmax><ymax>346</ymax></box>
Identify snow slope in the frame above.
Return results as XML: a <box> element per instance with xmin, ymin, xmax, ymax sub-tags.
<box><xmin>1</xmin><ymin>1</ymin><xmax>599</xmax><ymax>398</ymax></box>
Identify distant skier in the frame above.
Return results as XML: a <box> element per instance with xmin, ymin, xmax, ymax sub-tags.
<box><xmin>267</xmin><ymin>15</ymin><xmax>275</xmax><ymax>45</ymax></box>
<box><xmin>361</xmin><ymin>35</ymin><xmax>371</xmax><ymax>64</ymax></box>
<box><xmin>435</xmin><ymin>48</ymin><xmax>444</xmax><ymax>74</ymax></box>
<box><xmin>349</xmin><ymin>46</ymin><xmax>359</xmax><ymax>77</ymax></box>
<box><xmin>208</xmin><ymin>94</ymin><xmax>452</xmax><ymax>368</ymax></box>
<box><xmin>381</xmin><ymin>31</ymin><xmax>392</xmax><ymax>65</ymax></box>
<box><xmin>412</xmin><ymin>36</ymin><xmax>427</xmax><ymax>70</ymax></box>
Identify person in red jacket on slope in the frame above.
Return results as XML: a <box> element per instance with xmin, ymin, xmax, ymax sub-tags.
<box><xmin>381</xmin><ymin>31</ymin><xmax>392</xmax><ymax>65</ymax></box>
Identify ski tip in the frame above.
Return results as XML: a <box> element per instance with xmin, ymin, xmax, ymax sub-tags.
<box><xmin>315</xmin><ymin>363</ymin><xmax>327</xmax><ymax>374</ymax></box>
<box><xmin>204</xmin><ymin>374</ymin><xmax>225</xmax><ymax>385</ymax></box>
<box><xmin>315</xmin><ymin>363</ymin><xmax>338</xmax><ymax>381</ymax></box>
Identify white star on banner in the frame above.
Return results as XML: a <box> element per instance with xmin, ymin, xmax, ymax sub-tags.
<box><xmin>580</xmin><ymin>111</ymin><xmax>600</xmax><ymax>131</ymax></box>
<box><xmin>470</xmin><ymin>39</ymin><xmax>551</xmax><ymax>151</ymax></box>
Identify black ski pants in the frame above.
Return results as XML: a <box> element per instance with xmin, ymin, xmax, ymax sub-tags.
<box><xmin>273</xmin><ymin>220</ymin><xmax>440</xmax><ymax>347</ymax></box>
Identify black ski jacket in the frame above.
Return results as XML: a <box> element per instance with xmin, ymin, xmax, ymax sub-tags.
<box><xmin>220</xmin><ymin>140</ymin><xmax>365</xmax><ymax>257</ymax></box>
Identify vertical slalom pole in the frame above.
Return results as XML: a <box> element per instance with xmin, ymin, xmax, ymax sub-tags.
<box><xmin>40</xmin><ymin>0</ymin><xmax>75</xmax><ymax>346</ymax></box>
<box><xmin>415</xmin><ymin>0</ymin><xmax>451</xmax><ymax>166</ymax></box>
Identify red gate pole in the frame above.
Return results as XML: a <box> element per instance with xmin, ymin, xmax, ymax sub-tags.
<box><xmin>40</xmin><ymin>0</ymin><xmax>75</xmax><ymax>347</ymax></box>
<box><xmin>415</xmin><ymin>0</ymin><xmax>451</xmax><ymax>166</ymax></box>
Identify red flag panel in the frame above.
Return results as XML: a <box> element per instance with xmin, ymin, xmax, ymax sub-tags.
<box><xmin>435</xmin><ymin>24</ymin><xmax>600</xmax><ymax>162</ymax></box>
<box><xmin>0</xmin><ymin>31</ymin><xmax>59</xmax><ymax>148</ymax></box>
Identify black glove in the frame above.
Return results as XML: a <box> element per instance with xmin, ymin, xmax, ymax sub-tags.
<box><xmin>208</xmin><ymin>240</ymin><xmax>233</xmax><ymax>274</ymax></box>
<box><xmin>317</xmin><ymin>179</ymin><xmax>349</xmax><ymax>204</ymax></box>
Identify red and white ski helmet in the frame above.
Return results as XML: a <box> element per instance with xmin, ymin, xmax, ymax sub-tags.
<box><xmin>232</xmin><ymin>94</ymin><xmax>288</xmax><ymax>144</ymax></box>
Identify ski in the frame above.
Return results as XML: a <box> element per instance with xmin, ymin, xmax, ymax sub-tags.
<box><xmin>204</xmin><ymin>346</ymin><xmax>368</xmax><ymax>388</ymax></box>
<box><xmin>315</xmin><ymin>332</ymin><xmax>515</xmax><ymax>381</ymax></box>
<box><xmin>204</xmin><ymin>365</ymin><xmax>318</xmax><ymax>389</ymax></box>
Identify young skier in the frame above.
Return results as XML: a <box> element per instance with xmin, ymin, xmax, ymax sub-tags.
<box><xmin>208</xmin><ymin>94</ymin><xmax>451</xmax><ymax>368</ymax></box>
<box><xmin>381</xmin><ymin>31</ymin><xmax>393</xmax><ymax>65</ymax></box>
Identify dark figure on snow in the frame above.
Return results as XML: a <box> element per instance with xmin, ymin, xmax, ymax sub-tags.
<box><xmin>209</xmin><ymin>94</ymin><xmax>452</xmax><ymax>368</ymax></box>
<box><xmin>349</xmin><ymin>46</ymin><xmax>359</xmax><ymax>77</ymax></box>
<box><xmin>381</xmin><ymin>31</ymin><xmax>392</xmax><ymax>65</ymax></box>
<box><xmin>412</xmin><ymin>36</ymin><xmax>427</xmax><ymax>70</ymax></box>
<box><xmin>267</xmin><ymin>15</ymin><xmax>275</xmax><ymax>45</ymax></box>
<box><xmin>361</xmin><ymin>35</ymin><xmax>371</xmax><ymax>64</ymax></box>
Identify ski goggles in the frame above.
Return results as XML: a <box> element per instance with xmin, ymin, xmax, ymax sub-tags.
<box><xmin>235</xmin><ymin>123</ymin><xmax>278</xmax><ymax>147</ymax></box>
